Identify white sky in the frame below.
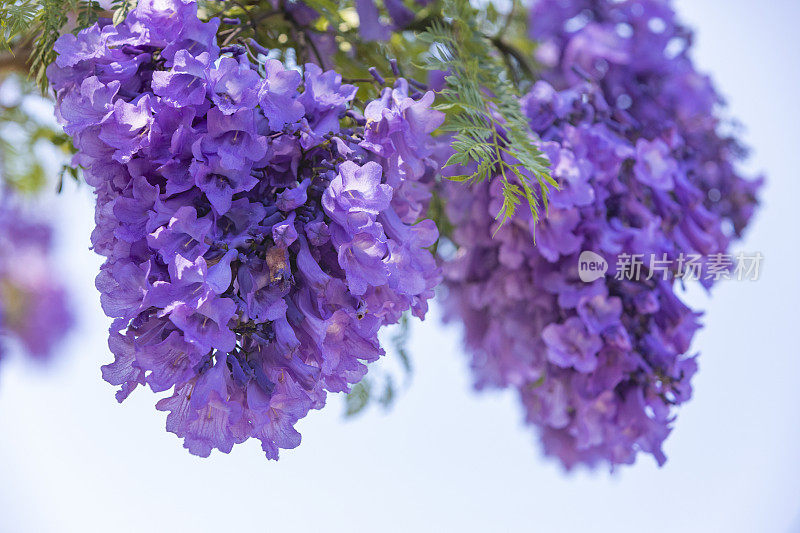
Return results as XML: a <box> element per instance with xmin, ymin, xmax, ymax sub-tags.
<box><xmin>0</xmin><ymin>0</ymin><xmax>798</xmax><ymax>531</ymax></box>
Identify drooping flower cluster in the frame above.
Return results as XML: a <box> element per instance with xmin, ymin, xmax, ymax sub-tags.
<box><xmin>529</xmin><ymin>0</ymin><xmax>761</xmax><ymax>236</ymax></box>
<box><xmin>0</xmin><ymin>204</ymin><xmax>73</xmax><ymax>363</ymax></box>
<box><xmin>441</xmin><ymin>0</ymin><xmax>761</xmax><ymax>469</ymax></box>
<box><xmin>49</xmin><ymin>0</ymin><xmax>443</xmax><ymax>458</ymax></box>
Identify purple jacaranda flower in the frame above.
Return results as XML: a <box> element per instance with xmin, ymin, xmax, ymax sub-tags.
<box><xmin>53</xmin><ymin>23</ymin><xmax>108</xmax><ymax>68</ymax></box>
<box><xmin>383</xmin><ymin>0</ymin><xmax>414</xmax><ymax>27</ymax></box>
<box><xmin>539</xmin><ymin>141</ymin><xmax>594</xmax><ymax>209</ymax></box>
<box><xmin>542</xmin><ymin>317</ymin><xmax>603</xmax><ymax>372</ymax></box>
<box><xmin>335</xmin><ymin>232</ymin><xmax>389</xmax><ymax>296</ymax></box>
<box><xmin>52</xmin><ymin>1</ymin><xmax>442</xmax><ymax>460</ymax></box>
<box><xmin>299</xmin><ymin>64</ymin><xmax>357</xmax><ymax>147</ymax></box>
<box><xmin>112</xmin><ymin>174</ymin><xmax>159</xmax><ymax>243</ymax></box>
<box><xmin>354</xmin><ymin>0</ymin><xmax>427</xmax><ymax>40</ymax></box>
<box><xmin>99</xmin><ymin>94</ymin><xmax>155</xmax><ymax>163</ymax></box>
<box><xmin>142</xmin><ymin>105</ymin><xmax>199</xmax><ymax>166</ymax></box>
<box><xmin>141</xmin><ymin>0</ymin><xmax>221</xmax><ymax>63</ymax></box>
<box><xmin>562</xmin><ymin>23</ymin><xmax>631</xmax><ymax>80</ymax></box>
<box><xmin>190</xmin><ymin>155</ymin><xmax>259</xmax><ymax>215</ymax></box>
<box><xmin>147</xmin><ymin>205</ymin><xmax>212</xmax><ymax>262</ymax></box>
<box><xmin>634</xmin><ymin>138</ymin><xmax>677</xmax><ymax>191</ymax></box>
<box><xmin>101</xmin><ymin>326</ymin><xmax>147</xmax><ymax>401</ymax></box>
<box><xmin>576</xmin><ymin>290</ymin><xmax>623</xmax><ymax>335</ymax></box>
<box><xmin>168</xmin><ymin>295</ymin><xmax>237</xmax><ymax>353</ymax></box>
<box><xmin>152</xmin><ymin>50</ymin><xmax>211</xmax><ymax>108</ymax></box>
<box><xmin>195</xmin><ymin>107</ymin><xmax>268</xmax><ymax>170</ymax></box>
<box><xmin>236</xmin><ymin>255</ymin><xmax>290</xmax><ymax>323</ymax></box>
<box><xmin>125</xmin><ymin>0</ymin><xmax>207</xmax><ymax>48</ymax></box>
<box><xmin>272</xmin><ymin>212</ymin><xmax>298</xmax><ymax>248</ymax></box>
<box><xmin>208</xmin><ymin>56</ymin><xmax>261</xmax><ymax>114</ymax></box>
<box><xmin>48</xmin><ymin>18</ymin><xmax>148</xmax><ymax>92</ymax></box>
<box><xmin>322</xmin><ymin>161</ymin><xmax>393</xmax><ymax>224</ymax></box>
<box><xmin>305</xmin><ymin>220</ymin><xmax>330</xmax><ymax>246</ymax></box>
<box><xmin>362</xmin><ymin>85</ymin><xmax>445</xmax><ymax>183</ymax></box>
<box><xmin>259</xmin><ymin>59</ymin><xmax>305</xmax><ymax>131</ymax></box>
<box><xmin>354</xmin><ymin>0</ymin><xmax>391</xmax><ymax>41</ymax></box>
<box><xmin>534</xmin><ymin>207</ymin><xmax>583</xmax><ymax>262</ymax></box>
<box><xmin>276</xmin><ymin>179</ymin><xmax>310</xmax><ymax>212</ymax></box>
<box><xmin>55</xmin><ymin>76</ymin><xmax>119</xmax><ymax>136</ymax></box>
<box><xmin>135</xmin><ymin>329</ymin><xmax>205</xmax><ymax>393</ymax></box>
<box><xmin>96</xmin><ymin>260</ymin><xmax>151</xmax><ymax>320</ymax></box>
<box><xmin>156</xmin><ymin>361</ymin><xmax>244</xmax><ymax>457</ymax></box>
<box><xmin>381</xmin><ymin>209</ymin><xmax>439</xmax><ymax>298</ymax></box>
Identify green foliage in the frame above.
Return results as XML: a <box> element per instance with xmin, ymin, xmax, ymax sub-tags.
<box><xmin>110</xmin><ymin>0</ymin><xmax>136</xmax><ymax>25</ymax></box>
<box><xmin>0</xmin><ymin>0</ymin><xmax>107</xmax><ymax>92</ymax></box>
<box><xmin>344</xmin><ymin>379</ymin><xmax>372</xmax><ymax>416</ymax></box>
<box><xmin>419</xmin><ymin>0</ymin><xmax>557</xmax><ymax>232</ymax></box>
<box><xmin>0</xmin><ymin>2</ymin><xmax>39</xmax><ymax>44</ymax></box>
<box><xmin>0</xmin><ymin>75</ymin><xmax>73</xmax><ymax>194</ymax></box>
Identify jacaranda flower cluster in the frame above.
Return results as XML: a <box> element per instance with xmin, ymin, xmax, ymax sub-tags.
<box><xmin>0</xmin><ymin>204</ymin><xmax>73</xmax><ymax>363</ymax></box>
<box><xmin>441</xmin><ymin>0</ymin><xmax>761</xmax><ymax>469</ymax></box>
<box><xmin>49</xmin><ymin>0</ymin><xmax>443</xmax><ymax>458</ymax></box>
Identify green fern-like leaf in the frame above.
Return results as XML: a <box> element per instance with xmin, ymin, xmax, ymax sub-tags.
<box><xmin>0</xmin><ymin>1</ymin><xmax>39</xmax><ymax>49</ymax></box>
<box><xmin>419</xmin><ymin>0</ymin><xmax>556</xmax><ymax>233</ymax></box>
<box><xmin>0</xmin><ymin>0</ymin><xmax>106</xmax><ymax>92</ymax></box>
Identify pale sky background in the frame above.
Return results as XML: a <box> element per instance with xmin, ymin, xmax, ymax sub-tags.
<box><xmin>1</xmin><ymin>0</ymin><xmax>798</xmax><ymax>531</ymax></box>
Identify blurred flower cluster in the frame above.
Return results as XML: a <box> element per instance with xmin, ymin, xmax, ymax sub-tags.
<box><xmin>0</xmin><ymin>74</ymin><xmax>74</xmax><ymax>370</ymax></box>
<box><xmin>0</xmin><ymin>203</ymin><xmax>73</xmax><ymax>364</ymax></box>
<box><xmin>440</xmin><ymin>0</ymin><xmax>761</xmax><ymax>469</ymax></box>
